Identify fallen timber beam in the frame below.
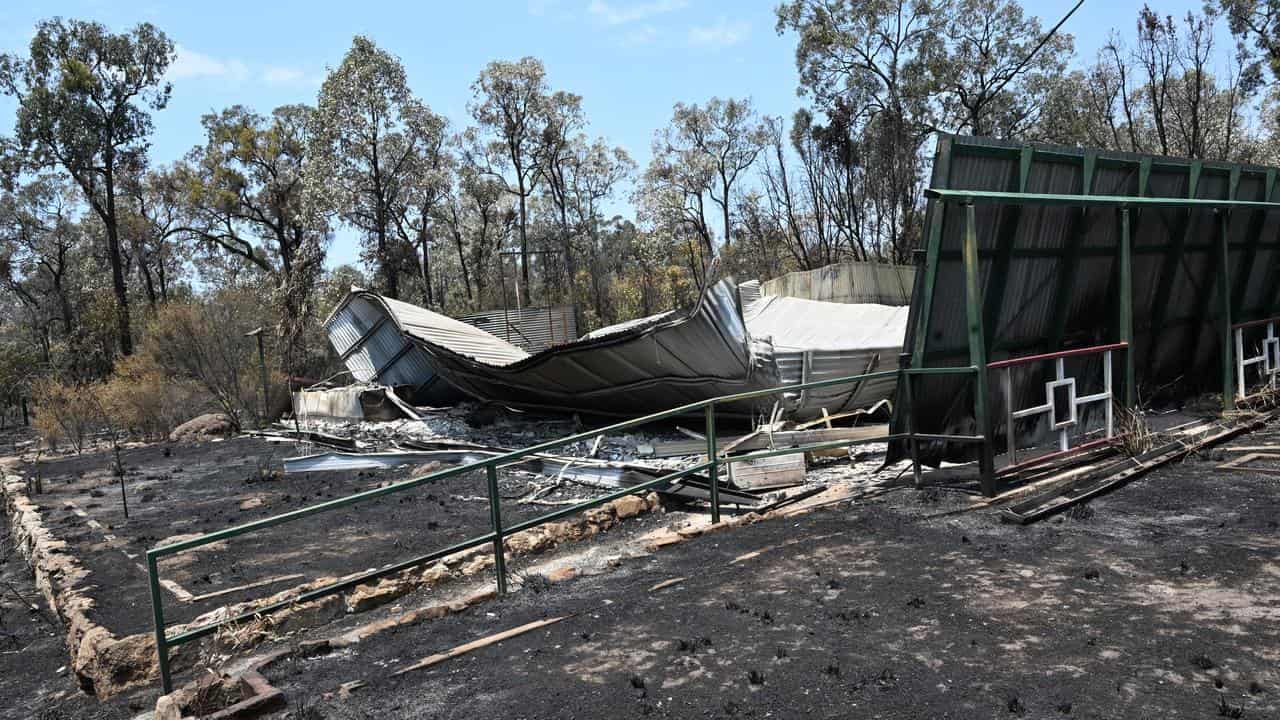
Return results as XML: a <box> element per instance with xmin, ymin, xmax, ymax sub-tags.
<box><xmin>1000</xmin><ymin>412</ymin><xmax>1274</xmax><ymax>524</ymax></box>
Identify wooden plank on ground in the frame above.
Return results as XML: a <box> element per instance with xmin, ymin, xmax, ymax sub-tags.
<box><xmin>392</xmin><ymin>615</ymin><xmax>569</xmax><ymax>676</ymax></box>
<box><xmin>648</xmin><ymin>577</ymin><xmax>686</xmax><ymax>592</ymax></box>
<box><xmin>1217</xmin><ymin>452</ymin><xmax>1280</xmax><ymax>476</ymax></box>
<box><xmin>728</xmin><ymin>453</ymin><xmax>806</xmax><ymax>490</ymax></box>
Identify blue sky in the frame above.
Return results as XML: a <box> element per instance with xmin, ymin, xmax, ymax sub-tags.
<box><xmin>1</xmin><ymin>0</ymin><xmax>1227</xmax><ymax>269</ymax></box>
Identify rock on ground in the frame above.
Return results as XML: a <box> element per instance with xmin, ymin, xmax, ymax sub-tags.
<box><xmin>169</xmin><ymin>413</ymin><xmax>236</xmax><ymax>442</ymax></box>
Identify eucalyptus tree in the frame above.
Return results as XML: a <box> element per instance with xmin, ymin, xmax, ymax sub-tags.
<box><xmin>0</xmin><ymin>175</ymin><xmax>80</xmax><ymax>337</ymax></box>
<box><xmin>0</xmin><ymin>18</ymin><xmax>175</xmax><ymax>356</ymax></box>
<box><xmin>177</xmin><ymin>104</ymin><xmax>328</xmax><ymax>370</ymax></box>
<box><xmin>308</xmin><ymin>36</ymin><xmax>445</xmax><ymax>300</ymax></box>
<box><xmin>640</xmin><ymin>97</ymin><xmax>769</xmax><ymax>267</ymax></box>
<box><xmin>938</xmin><ymin>0</ymin><xmax>1074</xmax><ymax>137</ymax></box>
<box><xmin>469</xmin><ymin>57</ymin><xmax>550</xmax><ymax>290</ymax></box>
<box><xmin>535</xmin><ymin>89</ymin><xmax>586</xmax><ymax>290</ymax></box>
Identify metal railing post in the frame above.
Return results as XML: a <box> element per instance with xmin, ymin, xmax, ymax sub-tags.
<box><xmin>485</xmin><ymin>464</ymin><xmax>507</xmax><ymax>595</ymax></box>
<box><xmin>898</xmin><ymin>355</ymin><xmax>923</xmax><ymax>487</ymax></box>
<box><xmin>704</xmin><ymin>405</ymin><xmax>721</xmax><ymax>523</ymax></box>
<box><xmin>1270</xmin><ymin>322</ymin><xmax>1279</xmax><ymax>390</ymax></box>
<box><xmin>1103</xmin><ymin>350</ymin><xmax>1114</xmax><ymax>439</ymax></box>
<box><xmin>1002</xmin><ymin>367</ymin><xmax>1015</xmax><ymax>464</ymax></box>
<box><xmin>1235</xmin><ymin>327</ymin><xmax>1246</xmax><ymax>400</ymax></box>
<box><xmin>146</xmin><ymin>552</ymin><xmax>173</xmax><ymax>694</ymax></box>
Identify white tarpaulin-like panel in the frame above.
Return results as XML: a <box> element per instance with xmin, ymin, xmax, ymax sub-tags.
<box><xmin>742</xmin><ymin>295</ymin><xmax>910</xmax><ymax>351</ymax></box>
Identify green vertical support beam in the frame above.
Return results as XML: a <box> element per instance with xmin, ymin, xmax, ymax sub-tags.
<box><xmin>910</xmin><ymin>137</ymin><xmax>953</xmax><ymax>369</ymax></box>
<box><xmin>485</xmin><ymin>464</ymin><xmax>508</xmax><ymax>595</ymax></box>
<box><xmin>1185</xmin><ymin>168</ymin><xmax>1240</xmax><ymax>365</ymax></box>
<box><xmin>961</xmin><ymin>202</ymin><xmax>996</xmax><ymax>496</ymax></box>
<box><xmin>704</xmin><ymin>405</ymin><xmax>721</xmax><ymax>523</ymax></box>
<box><xmin>1144</xmin><ymin>160</ymin><xmax>1202</xmax><ymax>378</ymax></box>
<box><xmin>1046</xmin><ymin>150</ymin><xmax>1097</xmax><ymax>352</ymax></box>
<box><xmin>1263</xmin><ymin>172</ymin><xmax>1280</xmax><ymax>315</ymax></box>
<box><xmin>1103</xmin><ymin>159</ymin><xmax>1150</xmax><ymax>360</ymax></box>
<box><xmin>146</xmin><ymin>552</ymin><xmax>173</xmax><ymax>694</ymax></box>
<box><xmin>1234</xmin><ymin>169</ymin><xmax>1276</xmax><ymax>317</ymax></box>
<box><xmin>982</xmin><ymin>145</ymin><xmax>1034</xmax><ymax>358</ymax></box>
<box><xmin>1118</xmin><ymin>208</ymin><xmax>1135</xmax><ymax>408</ymax></box>
<box><xmin>906</xmin><ymin>139</ymin><xmax>952</xmax><ymax>458</ymax></box>
<box><xmin>1219</xmin><ymin>210</ymin><xmax>1235</xmax><ymax>412</ymax></box>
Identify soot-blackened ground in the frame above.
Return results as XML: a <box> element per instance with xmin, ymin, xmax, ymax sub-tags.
<box><xmin>260</xmin><ymin>432</ymin><xmax>1280</xmax><ymax>719</ymax></box>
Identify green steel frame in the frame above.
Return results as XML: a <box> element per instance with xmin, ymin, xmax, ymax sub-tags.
<box><xmin>914</xmin><ymin>142</ymin><xmax>1280</xmax><ymax>495</ymax></box>
<box><xmin>146</xmin><ymin>364</ymin><xmax>981</xmax><ymax>694</ymax></box>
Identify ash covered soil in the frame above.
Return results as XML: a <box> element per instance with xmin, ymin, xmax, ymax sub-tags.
<box><xmin>259</xmin><ymin>438</ymin><xmax>1280</xmax><ymax>719</ymax></box>
<box><xmin>18</xmin><ymin>430</ymin><xmax>624</xmax><ymax>635</ymax></box>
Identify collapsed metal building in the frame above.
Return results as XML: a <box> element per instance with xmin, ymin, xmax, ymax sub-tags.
<box><xmin>323</xmin><ymin>277</ymin><xmax>909</xmax><ymax>420</ymax></box>
<box><xmin>318</xmin><ymin>134</ymin><xmax>1280</xmax><ymax>497</ymax></box>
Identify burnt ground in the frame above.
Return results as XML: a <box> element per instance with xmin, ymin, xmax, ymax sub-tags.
<box><xmin>14</xmin><ymin>434</ymin><xmax>619</xmax><ymax>636</ymax></box>
<box><xmin>0</xmin><ymin>523</ymin><xmax>133</xmax><ymax>720</ymax></box>
<box><xmin>254</xmin><ymin>432</ymin><xmax>1280</xmax><ymax>720</ymax></box>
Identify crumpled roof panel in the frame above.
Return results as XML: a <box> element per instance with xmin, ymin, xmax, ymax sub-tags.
<box><xmin>327</xmin><ymin>277</ymin><xmax>910</xmax><ymax>419</ymax></box>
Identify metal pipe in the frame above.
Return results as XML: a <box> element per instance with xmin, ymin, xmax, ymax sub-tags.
<box><xmin>704</xmin><ymin>405</ymin><xmax>720</xmax><ymax>524</ymax></box>
<box><xmin>146</xmin><ymin>553</ymin><xmax>172</xmax><ymax>694</ymax></box>
<box><xmin>1003</xmin><ymin>367</ymin><xmax>1015</xmax><ymax>463</ymax></box>
<box><xmin>986</xmin><ymin>342</ymin><xmax>1129</xmax><ymax>370</ymax></box>
<box><xmin>898</xmin><ymin>356</ymin><xmax>922</xmax><ymax>487</ymax></box>
<box><xmin>486</xmin><ymin>465</ymin><xmax>507</xmax><ymax>595</ymax></box>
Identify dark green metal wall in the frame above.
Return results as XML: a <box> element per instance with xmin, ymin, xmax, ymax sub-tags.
<box><xmin>897</xmin><ymin>134</ymin><xmax>1280</xmax><ymax>461</ymax></box>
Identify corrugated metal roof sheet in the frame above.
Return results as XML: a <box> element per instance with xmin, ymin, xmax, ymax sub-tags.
<box><xmin>761</xmin><ymin>261</ymin><xmax>914</xmax><ymax>305</ymax></box>
<box><xmin>457</xmin><ymin>305</ymin><xmax>578</xmax><ymax>352</ymax></box>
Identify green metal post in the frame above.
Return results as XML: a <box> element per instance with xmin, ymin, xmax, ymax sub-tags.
<box><xmin>1219</xmin><ymin>210</ymin><xmax>1234</xmax><ymax>413</ymax></box>
<box><xmin>704</xmin><ymin>405</ymin><xmax>721</xmax><ymax>523</ymax></box>
<box><xmin>485</xmin><ymin>464</ymin><xmax>508</xmax><ymax>595</ymax></box>
<box><xmin>1119</xmin><ymin>208</ymin><xmax>1135</xmax><ymax>408</ymax></box>
<box><xmin>962</xmin><ymin>202</ymin><xmax>996</xmax><ymax>496</ymax></box>
<box><xmin>146</xmin><ymin>552</ymin><xmax>173</xmax><ymax>694</ymax></box>
<box><xmin>910</xmin><ymin>137</ymin><xmax>953</xmax><ymax>369</ymax></box>
<box><xmin>899</xmin><ymin>355</ymin><xmax>923</xmax><ymax>487</ymax></box>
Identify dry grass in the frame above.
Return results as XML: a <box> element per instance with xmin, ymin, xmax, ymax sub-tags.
<box><xmin>1116</xmin><ymin>404</ymin><xmax>1155</xmax><ymax>457</ymax></box>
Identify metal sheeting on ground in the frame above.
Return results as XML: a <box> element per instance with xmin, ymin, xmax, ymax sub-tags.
<box><xmin>760</xmin><ymin>261</ymin><xmax>914</xmax><ymax>305</ymax></box>
<box><xmin>283</xmin><ymin>450</ymin><xmax>762</xmax><ymax>504</ymax></box>
<box><xmin>895</xmin><ymin>134</ymin><xmax>1280</xmax><ymax>462</ymax></box>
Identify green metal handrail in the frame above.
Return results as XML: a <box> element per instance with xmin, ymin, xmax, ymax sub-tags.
<box><xmin>146</xmin><ymin>364</ymin><xmax>980</xmax><ymax>693</ymax></box>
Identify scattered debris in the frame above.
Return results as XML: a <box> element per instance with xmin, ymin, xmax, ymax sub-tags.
<box><xmin>1002</xmin><ymin>414</ymin><xmax>1273</xmax><ymax>524</ymax></box>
